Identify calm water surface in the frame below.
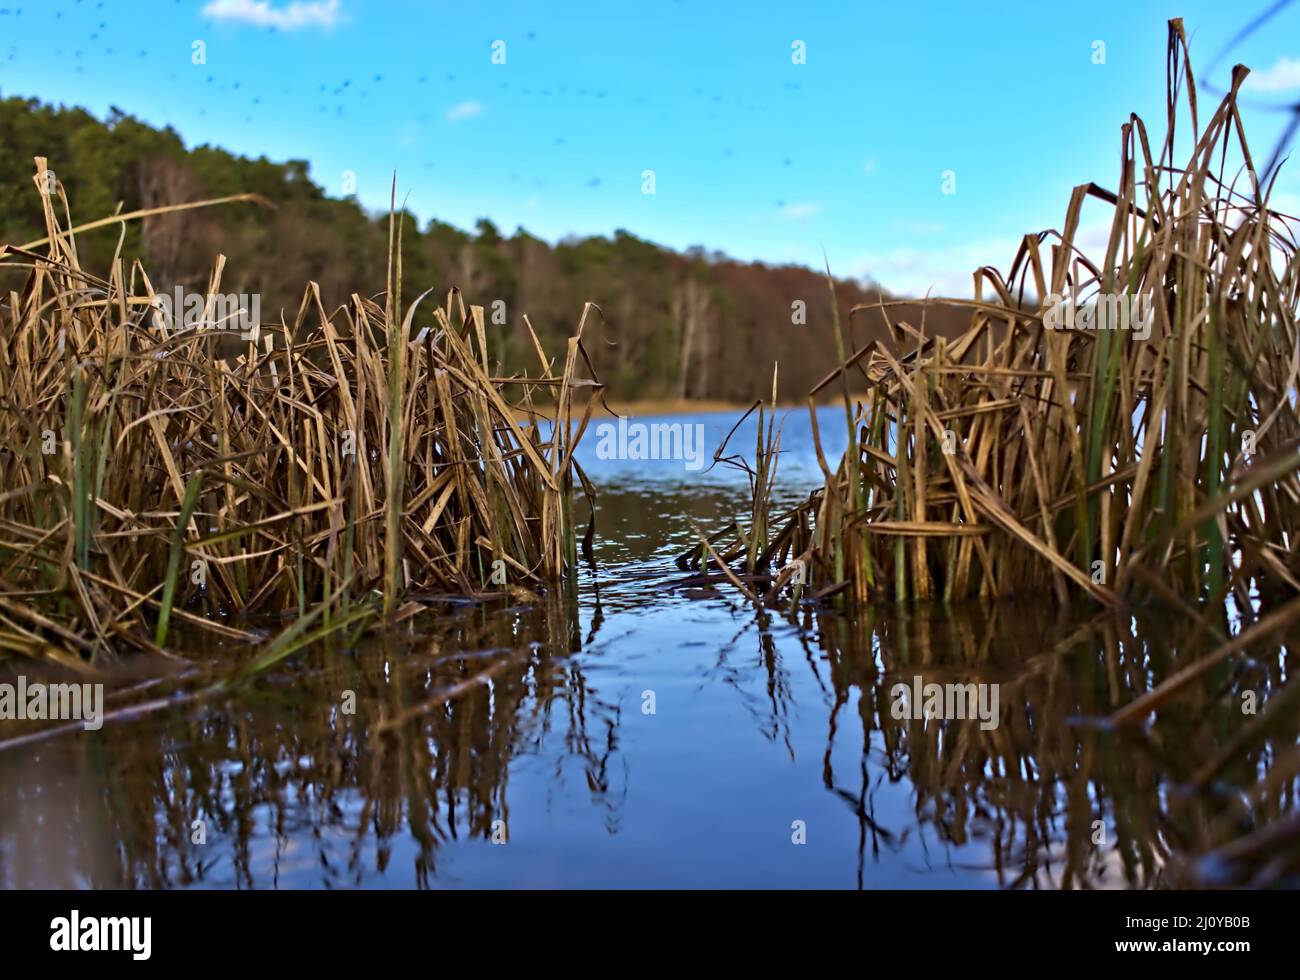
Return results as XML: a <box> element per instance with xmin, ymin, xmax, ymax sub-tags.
<box><xmin>1</xmin><ymin>408</ymin><xmax>1295</xmax><ymax>888</ymax></box>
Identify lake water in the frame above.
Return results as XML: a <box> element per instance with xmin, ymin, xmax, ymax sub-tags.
<box><xmin>0</xmin><ymin>407</ymin><xmax>1294</xmax><ymax>888</ymax></box>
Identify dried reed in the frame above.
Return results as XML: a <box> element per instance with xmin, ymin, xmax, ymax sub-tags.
<box><xmin>0</xmin><ymin>159</ymin><xmax>601</xmax><ymax>662</ymax></box>
<box><xmin>765</xmin><ymin>21</ymin><xmax>1299</xmax><ymax>617</ymax></box>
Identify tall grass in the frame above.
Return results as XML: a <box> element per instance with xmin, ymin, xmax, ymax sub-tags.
<box><xmin>773</xmin><ymin>21</ymin><xmax>1299</xmax><ymax>617</ymax></box>
<box><xmin>0</xmin><ymin>159</ymin><xmax>601</xmax><ymax>660</ymax></box>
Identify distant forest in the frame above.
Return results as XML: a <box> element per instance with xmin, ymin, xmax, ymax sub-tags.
<box><xmin>0</xmin><ymin>96</ymin><xmax>969</xmax><ymax>401</ymax></box>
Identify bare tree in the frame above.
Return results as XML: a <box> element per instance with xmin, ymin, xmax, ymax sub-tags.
<box><xmin>137</xmin><ymin>157</ymin><xmax>201</xmax><ymax>289</ymax></box>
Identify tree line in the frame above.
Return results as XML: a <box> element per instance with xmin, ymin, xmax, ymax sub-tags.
<box><xmin>0</xmin><ymin>96</ymin><xmax>969</xmax><ymax>401</ymax></box>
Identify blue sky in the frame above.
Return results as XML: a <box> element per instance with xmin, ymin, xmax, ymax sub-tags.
<box><xmin>2</xmin><ymin>0</ymin><xmax>1298</xmax><ymax>296</ymax></box>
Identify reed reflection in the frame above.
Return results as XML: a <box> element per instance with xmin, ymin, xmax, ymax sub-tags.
<box><xmin>0</xmin><ymin>597</ymin><xmax>623</xmax><ymax>889</ymax></box>
<box><xmin>781</xmin><ymin>601</ymin><xmax>1300</xmax><ymax>889</ymax></box>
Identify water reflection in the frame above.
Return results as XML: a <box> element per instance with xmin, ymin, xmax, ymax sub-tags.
<box><xmin>804</xmin><ymin>601</ymin><xmax>1298</xmax><ymax>889</ymax></box>
<box><xmin>0</xmin><ymin>599</ymin><xmax>624</xmax><ymax>888</ymax></box>
<box><xmin>0</xmin><ymin>410</ymin><xmax>1295</xmax><ymax>888</ymax></box>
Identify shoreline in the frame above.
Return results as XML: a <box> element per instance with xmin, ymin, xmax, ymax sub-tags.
<box><xmin>513</xmin><ymin>397</ymin><xmax>857</xmax><ymax>421</ymax></box>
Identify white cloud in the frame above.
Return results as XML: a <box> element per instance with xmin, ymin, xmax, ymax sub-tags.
<box><xmin>1244</xmin><ymin>56</ymin><xmax>1300</xmax><ymax>93</ymax></box>
<box><xmin>201</xmin><ymin>0</ymin><xmax>342</xmax><ymax>31</ymax></box>
<box><xmin>779</xmin><ymin>202</ymin><xmax>822</xmax><ymax>220</ymax></box>
<box><xmin>445</xmin><ymin>101</ymin><xmax>483</xmax><ymax>123</ymax></box>
<box><xmin>863</xmin><ymin>158</ymin><xmax>877</xmax><ymax>173</ymax></box>
<box><xmin>852</xmin><ymin>217</ymin><xmax>1116</xmax><ymax>299</ymax></box>
<box><xmin>850</xmin><ymin>242</ymin><xmax>1009</xmax><ymax>298</ymax></box>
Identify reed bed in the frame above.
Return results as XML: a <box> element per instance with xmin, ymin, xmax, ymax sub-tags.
<box><xmin>743</xmin><ymin>22</ymin><xmax>1300</xmax><ymax>619</ymax></box>
<box><xmin>0</xmin><ymin>159</ymin><xmax>601</xmax><ymax>663</ymax></box>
